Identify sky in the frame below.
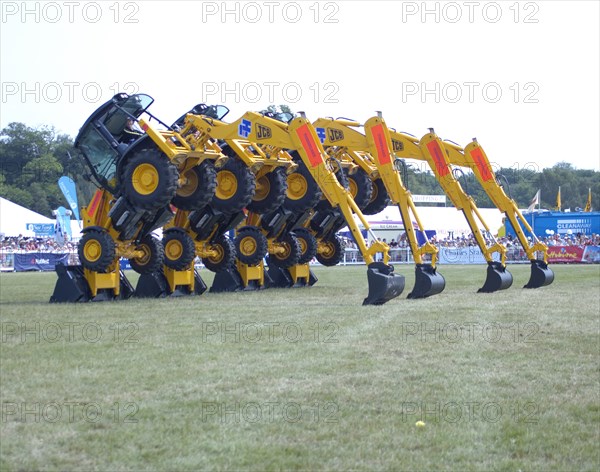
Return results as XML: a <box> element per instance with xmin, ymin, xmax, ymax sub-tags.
<box><xmin>1</xmin><ymin>0</ymin><xmax>599</xmax><ymax>172</ymax></box>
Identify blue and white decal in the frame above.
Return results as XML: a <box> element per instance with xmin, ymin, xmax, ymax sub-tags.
<box><xmin>316</xmin><ymin>127</ymin><xmax>326</xmax><ymax>144</ymax></box>
<box><xmin>238</xmin><ymin>119</ymin><xmax>252</xmax><ymax>138</ymax></box>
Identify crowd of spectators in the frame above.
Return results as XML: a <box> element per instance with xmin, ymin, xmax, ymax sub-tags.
<box><xmin>341</xmin><ymin>232</ymin><xmax>600</xmax><ymax>251</ymax></box>
<box><xmin>2</xmin><ymin>232</ymin><xmax>600</xmax><ymax>254</ymax></box>
<box><xmin>1</xmin><ymin>236</ymin><xmax>75</xmax><ymax>252</ymax></box>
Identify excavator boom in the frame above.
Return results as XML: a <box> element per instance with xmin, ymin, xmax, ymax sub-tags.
<box><xmin>312</xmin><ymin>116</ymin><xmax>445</xmax><ymax>298</ymax></box>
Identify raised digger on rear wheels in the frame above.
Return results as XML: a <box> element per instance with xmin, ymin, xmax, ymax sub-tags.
<box><xmin>151</xmin><ymin>106</ymin><xmax>405</xmax><ymax>304</ymax></box>
<box><xmin>51</xmin><ymin>93</ymin><xmax>228</xmax><ymax>302</ymax></box>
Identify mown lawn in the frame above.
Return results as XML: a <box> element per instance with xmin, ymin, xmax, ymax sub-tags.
<box><xmin>1</xmin><ymin>264</ymin><xmax>599</xmax><ymax>471</ymax></box>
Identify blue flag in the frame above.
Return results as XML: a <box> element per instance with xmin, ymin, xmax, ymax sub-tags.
<box><xmin>54</xmin><ymin>206</ymin><xmax>72</xmax><ymax>243</ymax></box>
<box><xmin>58</xmin><ymin>176</ymin><xmax>80</xmax><ymax>225</ymax></box>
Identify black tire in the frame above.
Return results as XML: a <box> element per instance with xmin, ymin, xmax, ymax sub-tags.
<box><xmin>268</xmin><ymin>233</ymin><xmax>301</xmax><ymax>269</ymax></box>
<box><xmin>211</xmin><ymin>157</ymin><xmax>255</xmax><ymax>214</ymax></box>
<box><xmin>283</xmin><ymin>153</ymin><xmax>322</xmax><ymax>214</ymax></box>
<box><xmin>235</xmin><ymin>226</ymin><xmax>268</xmax><ymax>266</ymax></box>
<box><xmin>202</xmin><ymin>234</ymin><xmax>236</xmax><ymax>272</ymax></box>
<box><xmin>316</xmin><ymin>234</ymin><xmax>344</xmax><ymax>267</ymax></box>
<box><xmin>247</xmin><ymin>167</ymin><xmax>287</xmax><ymax>214</ymax></box>
<box><xmin>162</xmin><ymin>230</ymin><xmax>196</xmax><ymax>270</ymax></box>
<box><xmin>78</xmin><ymin>230</ymin><xmax>116</xmax><ymax>272</ymax></box>
<box><xmin>129</xmin><ymin>234</ymin><xmax>164</xmax><ymax>274</ymax></box>
<box><xmin>362</xmin><ymin>178</ymin><xmax>390</xmax><ymax>215</ymax></box>
<box><xmin>293</xmin><ymin>228</ymin><xmax>318</xmax><ymax>264</ymax></box>
<box><xmin>345</xmin><ymin>168</ymin><xmax>373</xmax><ymax>211</ymax></box>
<box><xmin>173</xmin><ymin>161</ymin><xmax>217</xmax><ymax>211</ymax></box>
<box><xmin>121</xmin><ymin>148</ymin><xmax>178</xmax><ymax>210</ymax></box>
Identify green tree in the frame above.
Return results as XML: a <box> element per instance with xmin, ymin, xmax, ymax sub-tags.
<box><xmin>0</xmin><ymin>123</ymin><xmax>86</xmax><ymax>217</ymax></box>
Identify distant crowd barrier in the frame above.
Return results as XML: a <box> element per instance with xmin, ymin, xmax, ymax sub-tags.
<box><xmin>1</xmin><ymin>251</ymin><xmax>77</xmax><ymax>272</ymax></box>
<box><xmin>1</xmin><ymin>246</ymin><xmax>599</xmax><ymax>272</ymax></box>
<box><xmin>340</xmin><ymin>246</ymin><xmax>600</xmax><ymax>265</ymax></box>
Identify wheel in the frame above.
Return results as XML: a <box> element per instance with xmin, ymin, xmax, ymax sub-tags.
<box><xmin>247</xmin><ymin>167</ymin><xmax>287</xmax><ymax>214</ymax></box>
<box><xmin>129</xmin><ymin>234</ymin><xmax>164</xmax><ymax>274</ymax></box>
<box><xmin>162</xmin><ymin>230</ymin><xmax>196</xmax><ymax>270</ymax></box>
<box><xmin>78</xmin><ymin>230</ymin><xmax>116</xmax><ymax>272</ymax></box>
<box><xmin>362</xmin><ymin>178</ymin><xmax>390</xmax><ymax>215</ymax></box>
<box><xmin>316</xmin><ymin>234</ymin><xmax>344</xmax><ymax>267</ymax></box>
<box><xmin>173</xmin><ymin>161</ymin><xmax>217</xmax><ymax>211</ymax></box>
<box><xmin>345</xmin><ymin>168</ymin><xmax>373</xmax><ymax>211</ymax></box>
<box><xmin>121</xmin><ymin>148</ymin><xmax>178</xmax><ymax>210</ymax></box>
<box><xmin>283</xmin><ymin>153</ymin><xmax>322</xmax><ymax>214</ymax></box>
<box><xmin>211</xmin><ymin>156</ymin><xmax>255</xmax><ymax>214</ymax></box>
<box><xmin>293</xmin><ymin>228</ymin><xmax>317</xmax><ymax>264</ymax></box>
<box><xmin>268</xmin><ymin>233</ymin><xmax>301</xmax><ymax>269</ymax></box>
<box><xmin>235</xmin><ymin>226</ymin><xmax>268</xmax><ymax>266</ymax></box>
<box><xmin>202</xmin><ymin>234</ymin><xmax>236</xmax><ymax>272</ymax></box>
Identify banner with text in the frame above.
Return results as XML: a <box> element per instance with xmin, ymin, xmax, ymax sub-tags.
<box><xmin>14</xmin><ymin>252</ymin><xmax>69</xmax><ymax>272</ymax></box>
<box><xmin>437</xmin><ymin>247</ymin><xmax>500</xmax><ymax>265</ymax></box>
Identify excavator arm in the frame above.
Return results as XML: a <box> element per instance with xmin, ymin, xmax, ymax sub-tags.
<box><xmin>443</xmin><ymin>139</ymin><xmax>554</xmax><ymax>288</ymax></box>
<box><xmin>391</xmin><ymin>128</ymin><xmax>513</xmax><ymax>292</ymax></box>
<box><xmin>312</xmin><ymin>116</ymin><xmax>445</xmax><ymax>298</ymax></box>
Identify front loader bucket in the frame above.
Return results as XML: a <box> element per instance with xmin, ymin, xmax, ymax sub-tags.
<box><xmin>50</xmin><ymin>264</ymin><xmax>91</xmax><ymax>303</ymax></box>
<box><xmin>407</xmin><ymin>264</ymin><xmax>446</xmax><ymax>299</ymax></box>
<box><xmin>363</xmin><ymin>262</ymin><xmax>405</xmax><ymax>305</ymax></box>
<box><xmin>50</xmin><ymin>264</ymin><xmax>134</xmax><ymax>302</ymax></box>
<box><xmin>478</xmin><ymin>261</ymin><xmax>513</xmax><ymax>293</ymax></box>
<box><xmin>524</xmin><ymin>259</ymin><xmax>554</xmax><ymax>289</ymax></box>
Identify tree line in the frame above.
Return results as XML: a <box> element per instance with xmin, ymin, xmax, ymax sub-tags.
<box><xmin>0</xmin><ymin>122</ymin><xmax>597</xmax><ymax>218</ymax></box>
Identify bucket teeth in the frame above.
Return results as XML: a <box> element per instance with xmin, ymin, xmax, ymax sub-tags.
<box><xmin>478</xmin><ymin>261</ymin><xmax>513</xmax><ymax>293</ymax></box>
<box><xmin>363</xmin><ymin>262</ymin><xmax>405</xmax><ymax>305</ymax></box>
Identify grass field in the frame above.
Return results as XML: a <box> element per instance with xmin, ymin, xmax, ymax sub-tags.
<box><xmin>0</xmin><ymin>264</ymin><xmax>599</xmax><ymax>471</ymax></box>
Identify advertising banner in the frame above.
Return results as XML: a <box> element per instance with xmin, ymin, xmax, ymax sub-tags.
<box><xmin>546</xmin><ymin>246</ymin><xmax>585</xmax><ymax>263</ymax></box>
<box><xmin>438</xmin><ymin>247</ymin><xmax>500</xmax><ymax>265</ymax></box>
<box><xmin>25</xmin><ymin>223</ymin><xmax>55</xmax><ymax>237</ymax></box>
<box><xmin>582</xmin><ymin>246</ymin><xmax>600</xmax><ymax>263</ymax></box>
<box><xmin>14</xmin><ymin>253</ymin><xmax>69</xmax><ymax>271</ymax></box>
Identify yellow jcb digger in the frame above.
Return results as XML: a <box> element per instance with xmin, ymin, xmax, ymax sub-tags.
<box><xmin>189</xmin><ymin>110</ymin><xmax>405</xmax><ymax>304</ymax></box>
<box><xmin>50</xmin><ymin>93</ymin><xmax>228</xmax><ymax>302</ymax></box>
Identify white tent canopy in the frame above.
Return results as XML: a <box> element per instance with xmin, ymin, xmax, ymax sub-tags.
<box><xmin>0</xmin><ymin>197</ymin><xmax>54</xmax><ymax>237</ymax></box>
<box><xmin>344</xmin><ymin>205</ymin><xmax>505</xmax><ymax>243</ymax></box>
<box><xmin>0</xmin><ymin>197</ymin><xmax>83</xmax><ymax>239</ymax></box>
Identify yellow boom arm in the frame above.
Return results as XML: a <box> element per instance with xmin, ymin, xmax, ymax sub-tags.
<box><xmin>444</xmin><ymin>139</ymin><xmax>549</xmax><ymax>264</ymax></box>
<box><xmin>191</xmin><ymin>111</ymin><xmax>390</xmax><ymax>265</ymax></box>
<box><xmin>312</xmin><ymin>116</ymin><xmax>439</xmax><ymax>266</ymax></box>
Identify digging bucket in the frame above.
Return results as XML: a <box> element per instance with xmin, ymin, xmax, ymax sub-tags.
<box><xmin>407</xmin><ymin>264</ymin><xmax>446</xmax><ymax>299</ymax></box>
<box><xmin>478</xmin><ymin>261</ymin><xmax>513</xmax><ymax>293</ymax></box>
<box><xmin>363</xmin><ymin>262</ymin><xmax>405</xmax><ymax>305</ymax></box>
<box><xmin>524</xmin><ymin>259</ymin><xmax>554</xmax><ymax>289</ymax></box>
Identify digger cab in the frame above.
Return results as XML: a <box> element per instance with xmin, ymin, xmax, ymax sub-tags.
<box><xmin>172</xmin><ymin>103</ymin><xmax>230</xmax><ymax>128</ymax></box>
<box><xmin>74</xmin><ymin>93</ymin><xmax>154</xmax><ymax>193</ymax></box>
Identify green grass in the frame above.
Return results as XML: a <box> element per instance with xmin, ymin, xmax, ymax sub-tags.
<box><xmin>1</xmin><ymin>264</ymin><xmax>599</xmax><ymax>471</ymax></box>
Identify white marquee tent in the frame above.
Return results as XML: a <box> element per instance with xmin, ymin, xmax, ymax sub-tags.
<box><xmin>346</xmin><ymin>205</ymin><xmax>506</xmax><ymax>244</ymax></box>
<box><xmin>0</xmin><ymin>197</ymin><xmax>54</xmax><ymax>237</ymax></box>
<box><xmin>0</xmin><ymin>197</ymin><xmax>82</xmax><ymax>239</ymax></box>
